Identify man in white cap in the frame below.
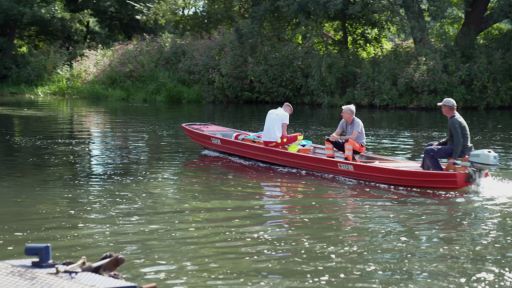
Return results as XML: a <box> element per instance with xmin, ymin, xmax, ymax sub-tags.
<box><xmin>325</xmin><ymin>104</ymin><xmax>366</xmax><ymax>161</ymax></box>
<box><xmin>421</xmin><ymin>98</ymin><xmax>472</xmax><ymax>171</ymax></box>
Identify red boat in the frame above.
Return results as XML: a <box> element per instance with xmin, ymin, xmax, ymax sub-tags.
<box><xmin>182</xmin><ymin>123</ymin><xmax>481</xmax><ymax>190</ymax></box>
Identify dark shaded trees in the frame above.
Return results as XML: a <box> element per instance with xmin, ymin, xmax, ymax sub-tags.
<box><xmin>455</xmin><ymin>0</ymin><xmax>512</xmax><ymax>52</ymax></box>
<box><xmin>401</xmin><ymin>0</ymin><xmax>431</xmax><ymax>52</ymax></box>
<box><xmin>0</xmin><ymin>0</ymin><xmax>158</xmax><ymax>81</ymax></box>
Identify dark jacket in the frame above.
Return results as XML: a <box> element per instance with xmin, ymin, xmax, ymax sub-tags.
<box><xmin>438</xmin><ymin>112</ymin><xmax>472</xmax><ymax>158</ymax></box>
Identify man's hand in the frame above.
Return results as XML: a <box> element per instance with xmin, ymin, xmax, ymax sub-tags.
<box><xmin>329</xmin><ymin>134</ymin><xmax>340</xmax><ymax>142</ymax></box>
<box><xmin>445</xmin><ymin>158</ymin><xmax>456</xmax><ymax>172</ymax></box>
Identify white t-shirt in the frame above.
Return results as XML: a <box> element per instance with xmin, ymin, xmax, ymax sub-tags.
<box><xmin>262</xmin><ymin>107</ymin><xmax>289</xmax><ymax>141</ymax></box>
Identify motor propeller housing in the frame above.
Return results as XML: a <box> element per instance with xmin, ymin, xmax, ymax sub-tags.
<box><xmin>469</xmin><ymin>149</ymin><xmax>499</xmax><ymax>170</ymax></box>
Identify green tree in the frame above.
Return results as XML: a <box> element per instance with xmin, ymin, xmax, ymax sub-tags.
<box><xmin>64</xmin><ymin>0</ymin><xmax>155</xmax><ymax>41</ymax></box>
<box><xmin>0</xmin><ymin>0</ymin><xmax>76</xmax><ymax>79</ymax></box>
<box><xmin>141</xmin><ymin>0</ymin><xmax>247</xmax><ymax>35</ymax></box>
<box><xmin>455</xmin><ymin>0</ymin><xmax>512</xmax><ymax>52</ymax></box>
<box><xmin>401</xmin><ymin>0</ymin><xmax>431</xmax><ymax>52</ymax></box>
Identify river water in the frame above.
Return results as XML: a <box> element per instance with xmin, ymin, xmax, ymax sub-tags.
<box><xmin>1</xmin><ymin>97</ymin><xmax>512</xmax><ymax>287</ymax></box>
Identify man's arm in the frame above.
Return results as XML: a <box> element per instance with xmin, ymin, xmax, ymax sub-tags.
<box><xmin>329</xmin><ymin>120</ymin><xmax>345</xmax><ymax>141</ymax></box>
<box><xmin>437</xmin><ymin>138</ymin><xmax>448</xmax><ymax>146</ymax></box>
<box><xmin>329</xmin><ymin>129</ymin><xmax>342</xmax><ymax>141</ymax></box>
<box><xmin>340</xmin><ymin>130</ymin><xmax>358</xmax><ymax>141</ymax></box>
<box><xmin>281</xmin><ymin>123</ymin><xmax>288</xmax><ymax>136</ymax></box>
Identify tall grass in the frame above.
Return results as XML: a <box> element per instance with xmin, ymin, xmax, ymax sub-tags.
<box><xmin>31</xmin><ymin>41</ymin><xmax>202</xmax><ymax>103</ymax></box>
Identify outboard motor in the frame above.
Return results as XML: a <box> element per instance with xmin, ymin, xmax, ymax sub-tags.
<box><xmin>469</xmin><ymin>149</ymin><xmax>500</xmax><ymax>171</ymax></box>
<box><xmin>461</xmin><ymin>149</ymin><xmax>499</xmax><ymax>184</ymax></box>
<box><xmin>450</xmin><ymin>149</ymin><xmax>499</xmax><ymax>184</ymax></box>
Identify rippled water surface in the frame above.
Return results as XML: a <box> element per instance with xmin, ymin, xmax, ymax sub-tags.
<box><xmin>1</xmin><ymin>97</ymin><xmax>512</xmax><ymax>287</ymax></box>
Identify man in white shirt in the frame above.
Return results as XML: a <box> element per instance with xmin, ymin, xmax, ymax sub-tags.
<box><xmin>262</xmin><ymin>102</ymin><xmax>301</xmax><ymax>147</ymax></box>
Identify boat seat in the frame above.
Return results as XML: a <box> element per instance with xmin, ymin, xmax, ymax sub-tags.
<box><xmin>374</xmin><ymin>162</ymin><xmax>422</xmax><ymax>170</ymax></box>
<box><xmin>211</xmin><ymin>132</ymin><xmax>237</xmax><ymax>139</ymax></box>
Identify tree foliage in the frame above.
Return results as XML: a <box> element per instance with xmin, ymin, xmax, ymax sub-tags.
<box><xmin>1</xmin><ymin>0</ymin><xmax>511</xmax><ymax>107</ymax></box>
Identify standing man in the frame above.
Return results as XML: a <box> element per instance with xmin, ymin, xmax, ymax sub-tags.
<box><xmin>421</xmin><ymin>98</ymin><xmax>472</xmax><ymax>171</ymax></box>
<box><xmin>262</xmin><ymin>102</ymin><xmax>302</xmax><ymax>147</ymax></box>
<box><xmin>325</xmin><ymin>104</ymin><xmax>366</xmax><ymax>161</ymax></box>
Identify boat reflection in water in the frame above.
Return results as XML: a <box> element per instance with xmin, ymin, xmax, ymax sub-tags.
<box><xmin>186</xmin><ymin>150</ymin><xmax>468</xmax><ymax>199</ymax></box>
<box><xmin>182</xmin><ymin>150</ymin><xmax>470</xmax><ymax>234</ymax></box>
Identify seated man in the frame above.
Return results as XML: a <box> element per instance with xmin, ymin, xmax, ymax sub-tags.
<box><xmin>421</xmin><ymin>98</ymin><xmax>472</xmax><ymax>171</ymax></box>
<box><xmin>262</xmin><ymin>102</ymin><xmax>301</xmax><ymax>147</ymax></box>
<box><xmin>325</xmin><ymin>104</ymin><xmax>366</xmax><ymax>161</ymax></box>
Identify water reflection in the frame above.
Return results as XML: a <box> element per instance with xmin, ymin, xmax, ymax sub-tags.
<box><xmin>178</xmin><ymin>151</ymin><xmax>512</xmax><ymax>286</ymax></box>
<box><xmin>182</xmin><ymin>151</ymin><xmax>473</xmax><ymax>239</ymax></box>
<box><xmin>1</xmin><ymin>98</ymin><xmax>512</xmax><ymax>287</ymax></box>
<box><xmin>107</xmin><ymin>153</ymin><xmax>512</xmax><ymax>287</ymax></box>
<box><xmin>75</xmin><ymin>110</ymin><xmax>151</xmax><ymax>187</ymax></box>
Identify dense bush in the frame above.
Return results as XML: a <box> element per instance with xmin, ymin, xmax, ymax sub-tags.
<box><xmin>345</xmin><ymin>38</ymin><xmax>512</xmax><ymax>108</ymax></box>
<box><xmin>4</xmin><ymin>29</ymin><xmax>511</xmax><ymax>108</ymax></box>
<box><xmin>6</xmin><ymin>46</ymin><xmax>68</xmax><ymax>85</ymax></box>
<box><xmin>84</xmin><ymin>31</ymin><xmax>509</xmax><ymax>108</ymax></box>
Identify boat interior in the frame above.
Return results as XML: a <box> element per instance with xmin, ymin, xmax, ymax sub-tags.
<box><xmin>187</xmin><ymin>123</ymin><xmax>423</xmax><ymax>170</ymax></box>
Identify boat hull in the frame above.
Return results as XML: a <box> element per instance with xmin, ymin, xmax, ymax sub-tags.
<box><xmin>182</xmin><ymin>123</ymin><xmax>472</xmax><ymax>190</ymax></box>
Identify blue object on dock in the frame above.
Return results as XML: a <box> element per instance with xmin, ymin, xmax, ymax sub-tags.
<box><xmin>24</xmin><ymin>243</ymin><xmax>55</xmax><ymax>268</ymax></box>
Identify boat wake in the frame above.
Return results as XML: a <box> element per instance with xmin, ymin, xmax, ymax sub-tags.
<box><xmin>470</xmin><ymin>176</ymin><xmax>512</xmax><ymax>201</ymax></box>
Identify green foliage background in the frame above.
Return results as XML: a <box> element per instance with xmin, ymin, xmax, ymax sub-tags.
<box><xmin>1</xmin><ymin>0</ymin><xmax>511</xmax><ymax>108</ymax></box>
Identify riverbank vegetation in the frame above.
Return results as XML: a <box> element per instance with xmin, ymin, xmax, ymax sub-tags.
<box><xmin>1</xmin><ymin>1</ymin><xmax>511</xmax><ymax>107</ymax></box>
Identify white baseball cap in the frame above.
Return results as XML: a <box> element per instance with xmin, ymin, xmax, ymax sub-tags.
<box><xmin>437</xmin><ymin>98</ymin><xmax>457</xmax><ymax>107</ymax></box>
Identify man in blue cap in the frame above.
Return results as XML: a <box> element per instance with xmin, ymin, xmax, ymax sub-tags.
<box><xmin>421</xmin><ymin>98</ymin><xmax>473</xmax><ymax>171</ymax></box>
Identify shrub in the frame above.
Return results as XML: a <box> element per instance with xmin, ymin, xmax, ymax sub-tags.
<box><xmin>5</xmin><ymin>28</ymin><xmax>510</xmax><ymax>108</ymax></box>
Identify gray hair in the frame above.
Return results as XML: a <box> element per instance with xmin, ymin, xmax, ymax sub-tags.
<box><xmin>342</xmin><ymin>104</ymin><xmax>356</xmax><ymax>115</ymax></box>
